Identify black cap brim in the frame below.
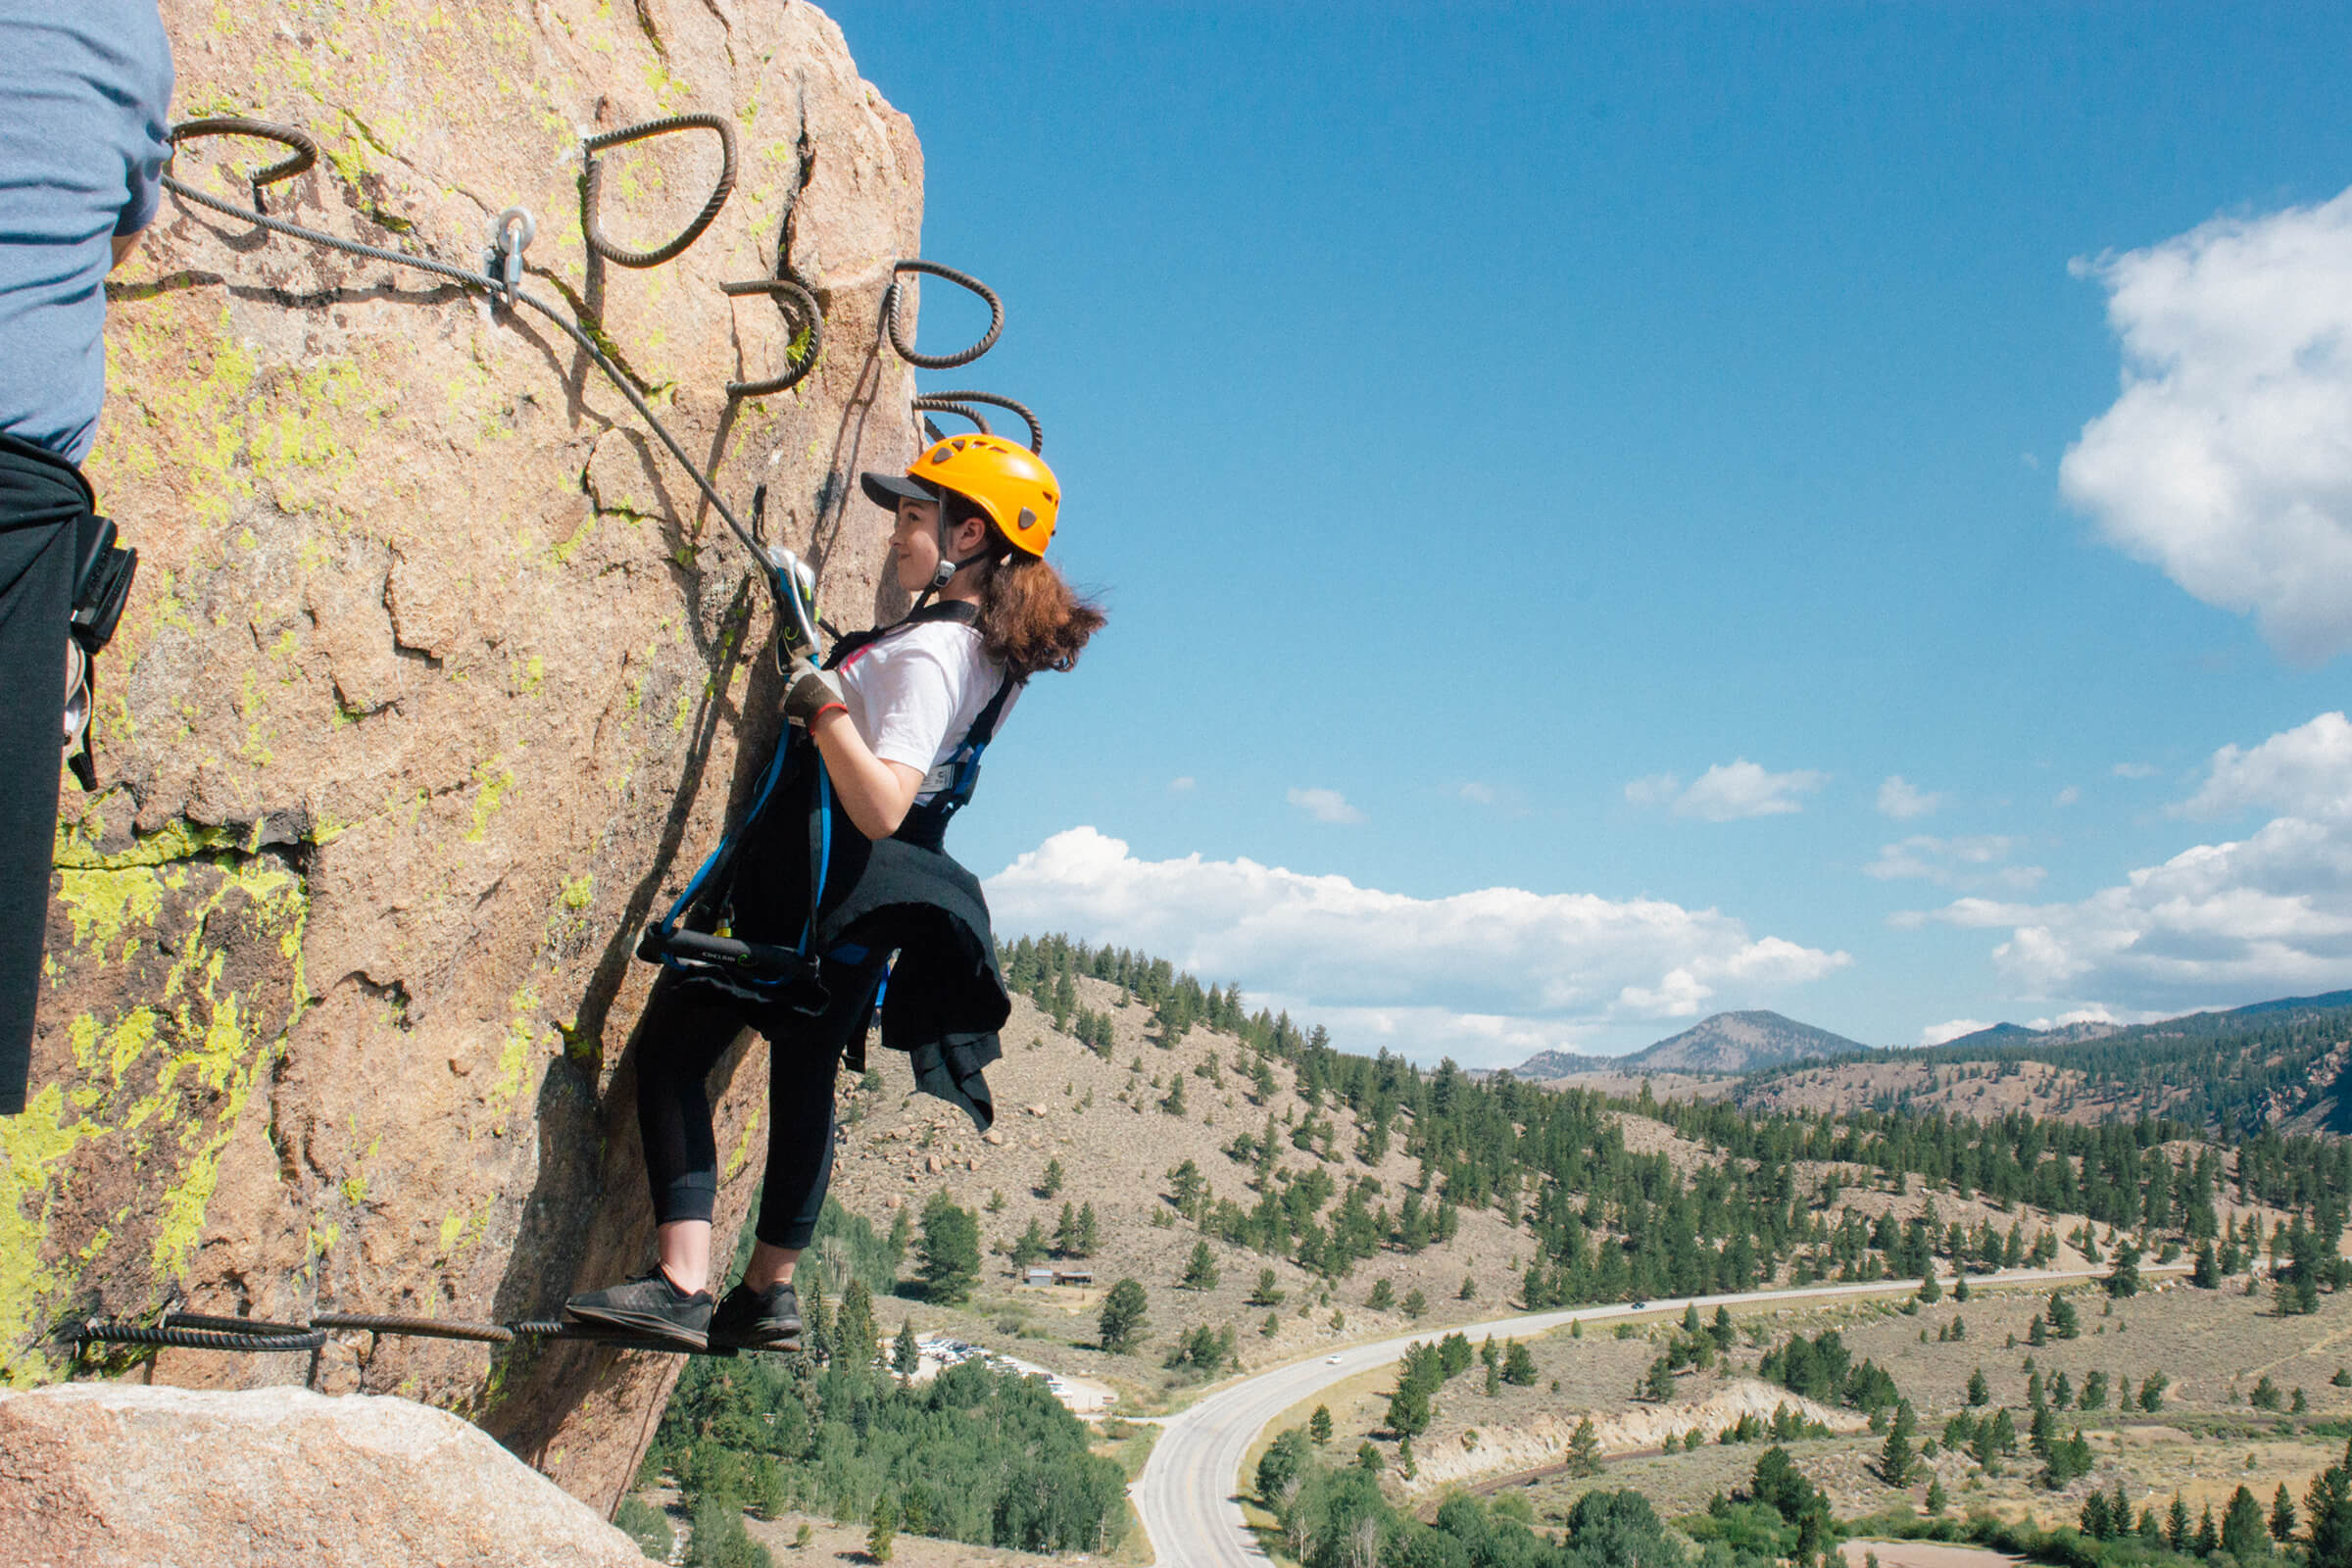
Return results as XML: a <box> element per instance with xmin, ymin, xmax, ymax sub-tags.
<box><xmin>859</xmin><ymin>470</ymin><xmax>942</xmax><ymax>511</ymax></box>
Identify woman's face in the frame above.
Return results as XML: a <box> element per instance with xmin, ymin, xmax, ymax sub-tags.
<box><xmin>890</xmin><ymin>496</ymin><xmax>942</xmax><ymax>594</ymax></box>
<box><xmin>889</xmin><ymin>494</ymin><xmax>989</xmax><ymax>594</ymax></box>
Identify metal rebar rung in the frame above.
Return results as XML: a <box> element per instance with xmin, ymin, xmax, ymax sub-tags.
<box><xmin>582</xmin><ymin>114</ymin><xmax>737</xmax><ymax>270</ymax></box>
<box><xmin>718</xmin><ymin>276</ymin><xmax>823</xmax><ymax>397</ymax></box>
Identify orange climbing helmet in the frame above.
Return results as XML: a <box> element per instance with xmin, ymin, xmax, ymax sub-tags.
<box><xmin>860</xmin><ymin>433</ymin><xmax>1059</xmax><ymax>558</ymax></box>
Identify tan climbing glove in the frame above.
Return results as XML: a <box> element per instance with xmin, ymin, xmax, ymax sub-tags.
<box><xmin>782</xmin><ymin>655</ymin><xmax>846</xmax><ymax>728</ymax></box>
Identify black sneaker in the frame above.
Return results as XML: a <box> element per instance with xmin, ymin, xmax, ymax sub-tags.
<box><xmin>710</xmin><ymin>1280</ymin><xmax>802</xmax><ymax>1349</ymax></box>
<box><xmin>564</xmin><ymin>1268</ymin><xmax>713</xmax><ymax>1350</ymax></box>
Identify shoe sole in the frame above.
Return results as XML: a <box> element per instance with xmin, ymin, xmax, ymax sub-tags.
<box><xmin>710</xmin><ymin>1326</ymin><xmax>804</xmax><ymax>1351</ymax></box>
<box><xmin>564</xmin><ymin>1304</ymin><xmax>710</xmax><ymax>1350</ymax></box>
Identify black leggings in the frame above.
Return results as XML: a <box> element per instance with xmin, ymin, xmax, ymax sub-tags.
<box><xmin>635</xmin><ymin>963</ymin><xmax>882</xmax><ymax>1251</ymax></box>
<box><xmin>0</xmin><ymin>438</ymin><xmax>84</xmax><ymax>1117</ymax></box>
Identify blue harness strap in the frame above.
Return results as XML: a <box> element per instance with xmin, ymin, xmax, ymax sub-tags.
<box><xmin>634</xmin><ymin>600</ymin><xmax>1021</xmax><ymax>1010</ymax></box>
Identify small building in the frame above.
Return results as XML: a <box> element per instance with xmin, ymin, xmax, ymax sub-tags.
<box><xmin>1021</xmin><ymin>1268</ymin><xmax>1054</xmax><ymax>1289</ymax></box>
<box><xmin>1054</xmin><ymin>1267</ymin><xmax>1095</xmax><ymax>1288</ymax></box>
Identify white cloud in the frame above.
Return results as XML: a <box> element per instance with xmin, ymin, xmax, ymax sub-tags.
<box><xmin>1286</xmin><ymin>786</ymin><xmax>1363</xmax><ymax>825</ymax></box>
<box><xmin>1865</xmin><ymin>835</ymin><xmax>2044</xmax><ymax>891</ymax></box>
<box><xmin>1168</xmin><ymin>776</ymin><xmax>1196</xmax><ymax>794</ymax></box>
<box><xmin>1908</xmin><ymin>711</ymin><xmax>2352</xmax><ymax>1006</ymax></box>
<box><xmin>985</xmin><ymin>827</ymin><xmax>1851</xmax><ymax>1065</ymax></box>
<box><xmin>2112</xmin><ymin>762</ymin><xmax>2158</xmax><ymax>780</ymax></box>
<box><xmin>1457</xmin><ymin>781</ymin><xmax>1496</xmax><ymax>806</ymax></box>
<box><xmin>2176</xmin><ymin>710</ymin><xmax>2352</xmax><ymax>819</ymax></box>
<box><xmin>1627</xmin><ymin>760</ymin><xmax>1827</xmax><ymax>822</ymax></box>
<box><xmin>1624</xmin><ymin>773</ymin><xmax>1681</xmax><ymax>808</ymax></box>
<box><xmin>2061</xmin><ymin>187</ymin><xmax>2352</xmax><ymax>664</ymax></box>
<box><xmin>1878</xmin><ymin>776</ymin><xmax>1946</xmax><ymax>820</ymax></box>
<box><xmin>2055</xmin><ymin>786</ymin><xmax>2082</xmax><ymax>807</ymax></box>
<box><xmin>1920</xmin><ymin>1018</ymin><xmax>1991</xmax><ymax>1047</ymax></box>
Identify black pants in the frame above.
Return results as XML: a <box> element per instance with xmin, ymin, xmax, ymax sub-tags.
<box><xmin>0</xmin><ymin>437</ymin><xmax>86</xmax><ymax>1117</ymax></box>
<box><xmin>636</xmin><ymin>962</ymin><xmax>883</xmax><ymax>1252</ymax></box>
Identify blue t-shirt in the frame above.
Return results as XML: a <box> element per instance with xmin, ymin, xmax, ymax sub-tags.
<box><xmin>0</xmin><ymin>2</ymin><xmax>172</xmax><ymax>465</ymax></box>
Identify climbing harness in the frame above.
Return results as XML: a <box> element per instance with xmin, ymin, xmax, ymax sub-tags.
<box><xmin>74</xmin><ymin>1307</ymin><xmax>758</xmax><ymax>1360</ymax></box>
<box><xmin>634</xmin><ymin>599</ymin><xmax>1023</xmax><ymax>1001</ymax></box>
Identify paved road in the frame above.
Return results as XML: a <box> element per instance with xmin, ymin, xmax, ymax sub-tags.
<box><xmin>1133</xmin><ymin>1264</ymin><xmax>2182</xmax><ymax>1567</ymax></box>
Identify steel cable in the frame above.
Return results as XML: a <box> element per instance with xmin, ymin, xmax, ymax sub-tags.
<box><xmin>162</xmin><ymin>122</ymin><xmax>768</xmax><ymax>569</ymax></box>
<box><xmin>582</xmin><ymin>114</ymin><xmax>737</xmax><ymax>269</ymax></box>
<box><xmin>312</xmin><ymin>1312</ymin><xmax>514</xmax><ymax>1345</ymax></box>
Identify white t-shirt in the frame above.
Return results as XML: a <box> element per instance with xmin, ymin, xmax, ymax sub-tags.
<box><xmin>834</xmin><ymin>618</ymin><xmax>1019</xmax><ymax>803</ymax></box>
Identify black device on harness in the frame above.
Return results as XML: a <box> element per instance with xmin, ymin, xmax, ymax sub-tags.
<box><xmin>634</xmin><ymin>600</ymin><xmax>1020</xmax><ymax>1007</ymax></box>
<box><xmin>64</xmin><ymin>511</ymin><xmax>138</xmax><ymax>792</ymax></box>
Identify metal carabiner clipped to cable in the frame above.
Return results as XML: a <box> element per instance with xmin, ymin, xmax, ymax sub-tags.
<box><xmin>481</xmin><ymin>207</ymin><xmax>535</xmax><ymax>308</ymax></box>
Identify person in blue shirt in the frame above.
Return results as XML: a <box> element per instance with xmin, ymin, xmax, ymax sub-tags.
<box><xmin>0</xmin><ymin>1</ymin><xmax>174</xmax><ymax>1115</ymax></box>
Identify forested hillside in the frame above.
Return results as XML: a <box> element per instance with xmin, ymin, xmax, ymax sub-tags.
<box><xmin>1741</xmin><ymin>994</ymin><xmax>2352</xmax><ymax>1136</ymax></box>
<box><xmin>637</xmin><ymin>935</ymin><xmax>2352</xmax><ymax>1565</ymax></box>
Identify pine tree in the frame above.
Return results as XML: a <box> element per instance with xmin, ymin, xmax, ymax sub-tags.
<box><xmin>1881</xmin><ymin>1401</ymin><xmax>1917</xmax><ymax>1486</ymax></box>
<box><xmin>1967</xmin><ymin>1367</ymin><xmax>1989</xmax><ymax>1406</ymax></box>
<box><xmin>2225</xmin><ymin>1486</ymin><xmax>2270</xmax><ymax>1559</ymax></box>
<box><xmin>867</xmin><ymin>1496</ymin><xmax>898</xmax><ymax>1563</ymax></box>
<box><xmin>837</xmin><ymin>1277</ymin><xmax>879</xmax><ymax>1370</ymax></box>
<box><xmin>1247</xmin><ymin>1266</ymin><xmax>1285</xmax><ymax>1307</ymax></box>
<box><xmin>1041</xmin><ymin>1157</ymin><xmax>1064</xmax><ymax>1198</ymax></box>
<box><xmin>1180</xmin><ymin>1240</ymin><xmax>1219</xmax><ymax>1291</ymax></box>
<box><xmin>1503</xmin><ymin>1340</ymin><xmax>1539</xmax><ymax>1386</ymax></box>
<box><xmin>2167</xmin><ymin>1494</ymin><xmax>2192</xmax><ymax>1552</ymax></box>
<box><xmin>1926</xmin><ymin>1477</ymin><xmax>1947</xmax><ymax>1516</ymax></box>
<box><xmin>1309</xmin><ymin>1405</ymin><xmax>1334</xmax><ymax>1446</ymax></box>
<box><xmin>916</xmin><ymin>1190</ymin><xmax>980</xmax><ymax>1305</ymax></box>
<box><xmin>1402</xmin><ymin>1288</ymin><xmax>1428</xmax><ymax>1319</ymax></box>
<box><xmin>892</xmin><ymin>1318</ymin><xmax>920</xmax><ymax>1381</ymax></box>
<box><xmin>1099</xmin><ymin>1278</ymin><xmax>1150</xmax><ymax>1353</ymax></box>
<box><xmin>2275</xmin><ymin>1483</ymin><xmax>2300</xmax><ymax>1544</ymax></box>
<box><xmin>1568</xmin><ymin>1415</ymin><xmax>1602</xmax><ymax>1477</ymax></box>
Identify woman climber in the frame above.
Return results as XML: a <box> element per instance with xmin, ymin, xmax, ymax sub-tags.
<box><xmin>564</xmin><ymin>433</ymin><xmax>1103</xmax><ymax>1351</ymax></box>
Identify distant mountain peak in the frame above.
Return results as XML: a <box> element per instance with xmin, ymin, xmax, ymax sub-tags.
<box><xmin>1625</xmin><ymin>1010</ymin><xmax>1868</xmax><ymax>1075</ymax></box>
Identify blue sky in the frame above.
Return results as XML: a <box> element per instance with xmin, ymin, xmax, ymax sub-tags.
<box><xmin>842</xmin><ymin>4</ymin><xmax>2352</xmax><ymax>1066</ymax></box>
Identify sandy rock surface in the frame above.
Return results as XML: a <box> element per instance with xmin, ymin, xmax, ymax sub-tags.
<box><xmin>11</xmin><ymin>0</ymin><xmax>944</xmax><ymax>1513</ymax></box>
<box><xmin>0</xmin><ymin>1383</ymin><xmax>654</xmax><ymax>1567</ymax></box>
<box><xmin>1404</xmin><ymin>1378</ymin><xmax>1861</xmax><ymax>1494</ymax></box>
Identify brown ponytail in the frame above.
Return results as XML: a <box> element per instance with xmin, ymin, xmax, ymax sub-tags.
<box><xmin>976</xmin><ymin>547</ymin><xmax>1105</xmax><ymax>676</ymax></box>
<box><xmin>939</xmin><ymin>495</ymin><xmax>1104</xmax><ymax>676</ymax></box>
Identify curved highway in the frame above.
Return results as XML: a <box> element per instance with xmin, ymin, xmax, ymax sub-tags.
<box><xmin>1134</xmin><ymin>1264</ymin><xmax>2181</xmax><ymax>1566</ymax></box>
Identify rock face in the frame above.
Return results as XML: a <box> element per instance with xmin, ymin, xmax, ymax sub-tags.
<box><xmin>0</xmin><ymin>1383</ymin><xmax>654</xmax><ymax>1567</ymax></box>
<box><xmin>9</xmin><ymin>0</ymin><xmax>939</xmax><ymax>1513</ymax></box>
